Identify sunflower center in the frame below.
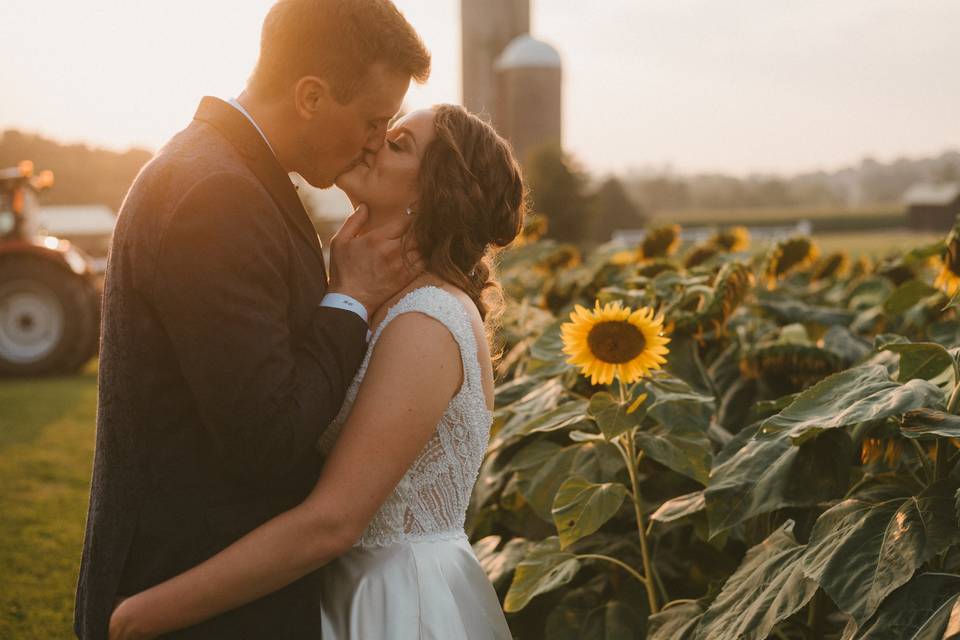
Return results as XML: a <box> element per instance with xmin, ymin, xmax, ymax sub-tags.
<box><xmin>587</xmin><ymin>321</ymin><xmax>647</xmax><ymax>364</ymax></box>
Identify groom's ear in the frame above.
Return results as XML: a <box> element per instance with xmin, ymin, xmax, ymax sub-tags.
<box><xmin>294</xmin><ymin>75</ymin><xmax>332</xmax><ymax>120</ymax></box>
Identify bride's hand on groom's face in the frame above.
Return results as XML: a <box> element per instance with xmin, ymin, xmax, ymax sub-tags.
<box><xmin>328</xmin><ymin>203</ymin><xmax>424</xmax><ymax>317</ymax></box>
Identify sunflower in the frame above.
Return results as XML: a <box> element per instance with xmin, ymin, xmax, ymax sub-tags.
<box><xmin>933</xmin><ymin>261</ymin><xmax>960</xmax><ymax>296</ymax></box>
<box><xmin>637</xmin><ymin>259</ymin><xmax>679</xmax><ymax>279</ymax></box>
<box><xmin>739</xmin><ymin>343</ymin><xmax>842</xmax><ymax>392</ymax></box>
<box><xmin>561</xmin><ymin>300</ymin><xmax>671</xmax><ymax>385</ymax></box>
<box><xmin>850</xmin><ymin>255</ymin><xmax>873</xmax><ymax>278</ymax></box>
<box><xmin>514</xmin><ymin>213</ymin><xmax>548</xmax><ymax>247</ymax></box>
<box><xmin>877</xmin><ymin>261</ymin><xmax>915</xmax><ymax>286</ymax></box>
<box><xmin>935</xmin><ymin>223</ymin><xmax>960</xmax><ymax>295</ymax></box>
<box><xmin>683</xmin><ymin>243</ymin><xmax>719</xmax><ymax>268</ymax></box>
<box><xmin>642</xmin><ymin>224</ymin><xmax>682</xmax><ymax>258</ymax></box>
<box><xmin>812</xmin><ymin>251</ymin><xmax>851</xmax><ymax>281</ymax></box>
<box><xmin>934</xmin><ymin>255</ymin><xmax>960</xmax><ymax>296</ymax></box>
<box><xmin>764</xmin><ymin>236</ymin><xmax>819</xmax><ymax>287</ymax></box>
<box><xmin>609</xmin><ymin>248</ymin><xmax>641</xmax><ymax>266</ymax></box>
<box><xmin>715</xmin><ymin>262</ymin><xmax>753</xmax><ymax>324</ymax></box>
<box><xmin>711</xmin><ymin>226</ymin><xmax>751</xmax><ymax>252</ymax></box>
<box><xmin>860</xmin><ymin>438</ymin><xmax>902</xmax><ymax>467</ymax></box>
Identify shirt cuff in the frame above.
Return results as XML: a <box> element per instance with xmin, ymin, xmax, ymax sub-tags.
<box><xmin>319</xmin><ymin>293</ymin><xmax>369</xmax><ymax>325</ymax></box>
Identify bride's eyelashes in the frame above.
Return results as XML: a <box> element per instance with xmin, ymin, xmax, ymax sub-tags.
<box><xmin>387</xmin><ymin>139</ymin><xmax>402</xmax><ymax>152</ymax></box>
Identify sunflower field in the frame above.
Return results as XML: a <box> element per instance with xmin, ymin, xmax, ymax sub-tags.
<box><xmin>469</xmin><ymin>219</ymin><xmax>960</xmax><ymax>639</ymax></box>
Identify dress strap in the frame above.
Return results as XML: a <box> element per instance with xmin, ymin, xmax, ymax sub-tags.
<box><xmin>369</xmin><ymin>286</ymin><xmax>483</xmax><ymax>395</ymax></box>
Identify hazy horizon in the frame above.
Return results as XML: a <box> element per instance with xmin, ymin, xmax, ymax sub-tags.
<box><xmin>2</xmin><ymin>0</ymin><xmax>958</xmax><ymax>177</ymax></box>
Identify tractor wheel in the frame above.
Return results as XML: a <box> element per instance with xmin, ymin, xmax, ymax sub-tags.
<box><xmin>0</xmin><ymin>256</ymin><xmax>99</xmax><ymax>376</ymax></box>
<box><xmin>55</xmin><ymin>274</ymin><xmax>101</xmax><ymax>374</ymax></box>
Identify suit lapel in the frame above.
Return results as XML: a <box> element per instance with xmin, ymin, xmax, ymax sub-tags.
<box><xmin>193</xmin><ymin>96</ymin><xmax>327</xmax><ymax>271</ymax></box>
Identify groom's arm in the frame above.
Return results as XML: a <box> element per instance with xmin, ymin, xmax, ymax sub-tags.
<box><xmin>151</xmin><ymin>171</ymin><xmax>368</xmax><ymax>485</ymax></box>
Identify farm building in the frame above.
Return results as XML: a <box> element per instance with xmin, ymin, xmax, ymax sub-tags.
<box><xmin>37</xmin><ymin>204</ymin><xmax>116</xmax><ymax>270</ymax></box>
<box><xmin>461</xmin><ymin>0</ymin><xmax>562</xmax><ymax>166</ymax></box>
<box><xmin>904</xmin><ymin>182</ymin><xmax>960</xmax><ymax>231</ymax></box>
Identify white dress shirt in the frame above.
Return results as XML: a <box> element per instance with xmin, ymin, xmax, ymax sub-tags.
<box><xmin>225</xmin><ymin>97</ymin><xmax>369</xmax><ymax>328</ymax></box>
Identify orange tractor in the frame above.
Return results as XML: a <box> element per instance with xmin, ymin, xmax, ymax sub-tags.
<box><xmin>0</xmin><ymin>161</ymin><xmax>100</xmax><ymax>375</ymax></box>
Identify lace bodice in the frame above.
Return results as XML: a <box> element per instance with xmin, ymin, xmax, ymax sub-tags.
<box><xmin>317</xmin><ymin>286</ymin><xmax>493</xmax><ymax>548</ymax></box>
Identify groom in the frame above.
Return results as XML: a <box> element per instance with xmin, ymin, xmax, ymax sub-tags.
<box><xmin>74</xmin><ymin>1</ymin><xmax>430</xmax><ymax>638</ymax></box>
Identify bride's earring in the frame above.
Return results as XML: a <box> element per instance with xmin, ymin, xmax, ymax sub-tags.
<box><xmin>405</xmin><ymin>206</ymin><xmax>415</xmax><ymax>216</ymax></box>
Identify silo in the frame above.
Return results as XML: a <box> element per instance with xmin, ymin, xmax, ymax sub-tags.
<box><xmin>460</xmin><ymin>0</ymin><xmax>530</xmax><ymax>120</ymax></box>
<box><xmin>494</xmin><ymin>34</ymin><xmax>562</xmax><ymax>165</ymax></box>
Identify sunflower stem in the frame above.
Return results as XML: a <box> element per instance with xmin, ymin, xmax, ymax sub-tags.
<box><xmin>934</xmin><ymin>438</ymin><xmax>950</xmax><ymax>481</ymax></box>
<box><xmin>692</xmin><ymin>341</ymin><xmax>719</xmax><ymax>401</ymax></box>
<box><xmin>576</xmin><ymin>554</ymin><xmax>647</xmax><ymax>586</ymax></box>
<box><xmin>936</xmin><ymin>372</ymin><xmax>960</xmax><ymax>482</ymax></box>
<box><xmin>948</xmin><ymin>378</ymin><xmax>960</xmax><ymax>415</ymax></box>
<box><xmin>652</xmin><ymin>552</ymin><xmax>670</xmax><ymax>604</ymax></box>
<box><xmin>618</xmin><ymin>429</ymin><xmax>659</xmax><ymax>614</ymax></box>
<box><xmin>907</xmin><ymin>438</ymin><xmax>935</xmax><ymax>485</ymax></box>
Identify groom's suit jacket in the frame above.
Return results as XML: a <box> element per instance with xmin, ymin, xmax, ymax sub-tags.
<box><xmin>75</xmin><ymin>97</ymin><xmax>369</xmax><ymax>639</ymax></box>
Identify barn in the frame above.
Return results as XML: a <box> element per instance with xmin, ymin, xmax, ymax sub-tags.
<box><xmin>904</xmin><ymin>182</ymin><xmax>960</xmax><ymax>231</ymax></box>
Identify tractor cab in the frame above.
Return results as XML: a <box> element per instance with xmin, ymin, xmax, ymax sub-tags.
<box><xmin>0</xmin><ymin>161</ymin><xmax>101</xmax><ymax>375</ymax></box>
<box><xmin>0</xmin><ymin>161</ymin><xmax>51</xmax><ymax>240</ymax></box>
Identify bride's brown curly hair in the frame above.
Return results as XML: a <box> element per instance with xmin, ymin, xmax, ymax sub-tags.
<box><xmin>408</xmin><ymin>104</ymin><xmax>527</xmax><ymax>342</ymax></box>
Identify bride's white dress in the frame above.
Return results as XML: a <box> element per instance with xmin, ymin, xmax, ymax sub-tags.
<box><xmin>316</xmin><ymin>286</ymin><xmax>513</xmax><ymax>639</ymax></box>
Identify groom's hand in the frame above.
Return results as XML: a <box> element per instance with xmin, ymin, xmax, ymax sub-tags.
<box><xmin>109</xmin><ymin>597</ymin><xmax>152</xmax><ymax>640</ymax></box>
<box><xmin>328</xmin><ymin>204</ymin><xmax>424</xmax><ymax>317</ymax></box>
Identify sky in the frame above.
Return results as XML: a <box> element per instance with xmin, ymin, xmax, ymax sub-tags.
<box><xmin>1</xmin><ymin>0</ymin><xmax>958</xmax><ymax>176</ymax></box>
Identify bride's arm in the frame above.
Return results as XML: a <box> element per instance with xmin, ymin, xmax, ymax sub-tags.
<box><xmin>109</xmin><ymin>312</ymin><xmax>463</xmax><ymax>640</ymax></box>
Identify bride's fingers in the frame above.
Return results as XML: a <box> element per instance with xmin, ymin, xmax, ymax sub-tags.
<box><xmin>333</xmin><ymin>203</ymin><xmax>369</xmax><ymax>242</ymax></box>
<box><xmin>378</xmin><ymin>213</ymin><xmax>415</xmax><ymax>241</ymax></box>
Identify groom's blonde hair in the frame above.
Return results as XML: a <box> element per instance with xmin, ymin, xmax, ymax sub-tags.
<box><xmin>249</xmin><ymin>0</ymin><xmax>430</xmax><ymax>103</ymax></box>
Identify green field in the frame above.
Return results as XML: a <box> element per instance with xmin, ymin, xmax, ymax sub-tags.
<box><xmin>813</xmin><ymin>229</ymin><xmax>942</xmax><ymax>257</ymax></box>
<box><xmin>0</xmin><ymin>365</ymin><xmax>97</xmax><ymax>639</ymax></box>
<box><xmin>654</xmin><ymin>203</ymin><xmax>907</xmax><ymax>234</ymax></box>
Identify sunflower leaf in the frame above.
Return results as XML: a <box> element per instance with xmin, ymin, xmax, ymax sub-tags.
<box><xmin>840</xmin><ymin>573</ymin><xmax>960</xmax><ymax>640</ymax></box>
<box><xmin>705</xmin><ymin>428</ymin><xmax>852</xmax><ymax>536</ymax></box>
<box><xmin>883</xmin><ymin>280</ymin><xmax>940</xmax><ymax>315</ymax></box>
<box><xmin>521</xmin><ymin>399</ymin><xmax>591</xmax><ymax>436</ymax></box>
<box><xmin>757</xmin><ymin>364</ymin><xmax>944</xmax><ymax>444</ymax></box>
<box><xmin>900</xmin><ymin>408</ymin><xmax>960</xmax><ymax>439</ymax></box>
<box><xmin>801</xmin><ymin>479</ymin><xmax>960</xmax><ymax>624</ymax></box>
<box><xmin>650</xmin><ymin>490</ymin><xmax>706</xmax><ymax>524</ymax></box>
<box><xmin>695</xmin><ymin>521</ymin><xmax>818</xmax><ymax>640</ymax></box>
<box><xmin>648</xmin><ymin>600</ymin><xmax>706</xmax><ymax>640</ymax></box>
<box><xmin>635</xmin><ymin>423</ymin><xmax>713</xmax><ymax>485</ymax></box>
<box><xmin>588</xmin><ymin>392</ymin><xmax>643</xmax><ymax>440</ymax></box>
<box><xmin>552</xmin><ymin>476</ymin><xmax>628</xmax><ymax>549</ymax></box>
<box><xmin>646</xmin><ymin>376</ymin><xmax>715</xmax><ymax>433</ymax></box>
<box><xmin>881</xmin><ymin>341</ymin><xmax>955</xmax><ymax>385</ymax></box>
<box><xmin>503</xmin><ymin>536</ymin><xmax>582</xmax><ymax>612</ymax></box>
<box><xmin>518</xmin><ymin>441</ymin><xmax>625</xmax><ymax>522</ymax></box>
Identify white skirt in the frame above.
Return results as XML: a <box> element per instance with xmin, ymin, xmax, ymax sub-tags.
<box><xmin>319</xmin><ymin>533</ymin><xmax>513</xmax><ymax>639</ymax></box>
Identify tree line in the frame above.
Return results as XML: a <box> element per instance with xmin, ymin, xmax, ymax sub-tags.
<box><xmin>0</xmin><ymin>129</ymin><xmax>152</xmax><ymax>211</ymax></box>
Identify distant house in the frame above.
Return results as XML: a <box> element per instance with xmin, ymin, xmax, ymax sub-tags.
<box><xmin>38</xmin><ymin>204</ymin><xmax>116</xmax><ymax>263</ymax></box>
<box><xmin>904</xmin><ymin>183</ymin><xmax>960</xmax><ymax>231</ymax></box>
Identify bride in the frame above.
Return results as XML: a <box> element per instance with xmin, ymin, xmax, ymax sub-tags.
<box><xmin>108</xmin><ymin>103</ymin><xmax>524</xmax><ymax>639</ymax></box>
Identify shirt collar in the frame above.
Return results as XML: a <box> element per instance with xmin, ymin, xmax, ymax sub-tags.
<box><xmin>226</xmin><ymin>97</ymin><xmax>277</xmax><ymax>158</ymax></box>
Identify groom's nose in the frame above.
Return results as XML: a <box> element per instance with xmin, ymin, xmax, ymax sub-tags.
<box><xmin>364</xmin><ymin>127</ymin><xmax>388</xmax><ymax>155</ymax></box>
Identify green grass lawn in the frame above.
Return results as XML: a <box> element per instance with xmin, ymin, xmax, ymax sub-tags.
<box><xmin>0</xmin><ymin>364</ymin><xmax>97</xmax><ymax>639</ymax></box>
